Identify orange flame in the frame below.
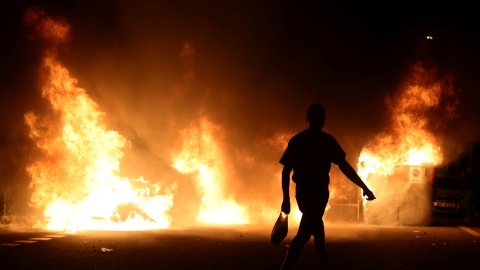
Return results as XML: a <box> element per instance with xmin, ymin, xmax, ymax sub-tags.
<box><xmin>172</xmin><ymin>117</ymin><xmax>249</xmax><ymax>224</ymax></box>
<box><xmin>25</xmin><ymin>9</ymin><xmax>176</xmax><ymax>232</ymax></box>
<box><xmin>357</xmin><ymin>62</ymin><xmax>458</xmax><ymax>224</ymax></box>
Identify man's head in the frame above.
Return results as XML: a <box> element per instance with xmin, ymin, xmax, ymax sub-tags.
<box><xmin>306</xmin><ymin>103</ymin><xmax>325</xmax><ymax>128</ymax></box>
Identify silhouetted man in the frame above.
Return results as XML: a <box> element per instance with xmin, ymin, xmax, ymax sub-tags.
<box><xmin>279</xmin><ymin>103</ymin><xmax>376</xmax><ymax>269</ymax></box>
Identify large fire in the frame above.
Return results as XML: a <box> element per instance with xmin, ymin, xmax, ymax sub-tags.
<box><xmin>22</xmin><ymin>9</ymin><xmax>458</xmax><ymax>231</ymax></box>
<box><xmin>357</xmin><ymin>62</ymin><xmax>458</xmax><ymax>225</ymax></box>
<box><xmin>24</xmin><ymin>9</ymin><xmax>176</xmax><ymax>232</ymax></box>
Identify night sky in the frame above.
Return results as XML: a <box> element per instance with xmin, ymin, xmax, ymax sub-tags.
<box><xmin>1</xmin><ymin>1</ymin><xmax>480</xmax><ymax>221</ymax></box>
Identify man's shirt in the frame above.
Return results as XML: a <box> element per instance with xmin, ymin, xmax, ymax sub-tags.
<box><xmin>280</xmin><ymin>128</ymin><xmax>346</xmax><ymax>189</ymax></box>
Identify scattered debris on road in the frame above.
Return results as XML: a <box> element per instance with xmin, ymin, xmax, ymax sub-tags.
<box><xmin>101</xmin><ymin>247</ymin><xmax>113</xmax><ymax>253</ymax></box>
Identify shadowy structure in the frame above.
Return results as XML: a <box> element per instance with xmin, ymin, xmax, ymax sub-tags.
<box><xmin>278</xmin><ymin>104</ymin><xmax>376</xmax><ymax>269</ymax></box>
<box><xmin>463</xmin><ymin>142</ymin><xmax>480</xmax><ymax>221</ymax></box>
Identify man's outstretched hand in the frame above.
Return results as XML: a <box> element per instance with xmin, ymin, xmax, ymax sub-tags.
<box><xmin>363</xmin><ymin>188</ymin><xmax>376</xmax><ymax>201</ymax></box>
<box><xmin>281</xmin><ymin>198</ymin><xmax>290</xmax><ymax>215</ymax></box>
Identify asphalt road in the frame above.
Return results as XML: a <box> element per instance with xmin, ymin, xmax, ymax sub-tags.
<box><xmin>1</xmin><ymin>220</ymin><xmax>479</xmax><ymax>270</ymax></box>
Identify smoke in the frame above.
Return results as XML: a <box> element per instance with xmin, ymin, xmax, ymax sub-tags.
<box><xmin>1</xmin><ymin>1</ymin><xmax>480</xmax><ymax>228</ymax></box>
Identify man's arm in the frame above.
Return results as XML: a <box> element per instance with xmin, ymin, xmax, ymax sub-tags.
<box><xmin>281</xmin><ymin>165</ymin><xmax>292</xmax><ymax>214</ymax></box>
<box><xmin>338</xmin><ymin>160</ymin><xmax>376</xmax><ymax>200</ymax></box>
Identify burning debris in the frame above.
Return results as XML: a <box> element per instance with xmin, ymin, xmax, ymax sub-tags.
<box><xmin>23</xmin><ymin>8</ymin><xmax>176</xmax><ymax>232</ymax></box>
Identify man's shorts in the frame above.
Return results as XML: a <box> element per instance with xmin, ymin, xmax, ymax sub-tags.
<box><xmin>295</xmin><ymin>185</ymin><xmax>329</xmax><ymax>235</ymax></box>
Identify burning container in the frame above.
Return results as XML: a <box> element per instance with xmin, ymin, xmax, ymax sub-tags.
<box><xmin>356</xmin><ymin>61</ymin><xmax>459</xmax><ymax>226</ymax></box>
<box><xmin>364</xmin><ymin>165</ymin><xmax>434</xmax><ymax>226</ymax></box>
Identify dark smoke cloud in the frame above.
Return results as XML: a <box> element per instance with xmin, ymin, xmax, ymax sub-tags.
<box><xmin>2</xmin><ymin>0</ymin><xmax>480</xmax><ymax>225</ymax></box>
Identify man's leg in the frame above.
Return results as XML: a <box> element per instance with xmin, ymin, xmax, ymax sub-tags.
<box><xmin>314</xmin><ymin>224</ymin><xmax>330</xmax><ymax>269</ymax></box>
<box><xmin>280</xmin><ymin>213</ymin><xmax>313</xmax><ymax>270</ymax></box>
<box><xmin>314</xmin><ymin>198</ymin><xmax>330</xmax><ymax>269</ymax></box>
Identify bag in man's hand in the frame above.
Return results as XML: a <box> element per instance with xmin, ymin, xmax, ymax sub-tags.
<box><xmin>271</xmin><ymin>212</ymin><xmax>288</xmax><ymax>246</ymax></box>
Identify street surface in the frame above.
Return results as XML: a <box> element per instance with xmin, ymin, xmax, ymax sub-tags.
<box><xmin>1</xmin><ymin>219</ymin><xmax>479</xmax><ymax>270</ymax></box>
